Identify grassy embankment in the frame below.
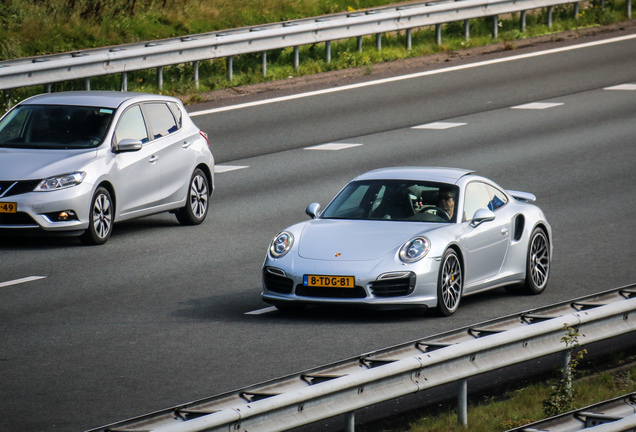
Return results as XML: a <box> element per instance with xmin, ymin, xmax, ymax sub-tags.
<box><xmin>361</xmin><ymin>354</ymin><xmax>636</xmax><ymax>432</ymax></box>
<box><xmin>0</xmin><ymin>0</ymin><xmax>630</xmax><ymax>109</ymax></box>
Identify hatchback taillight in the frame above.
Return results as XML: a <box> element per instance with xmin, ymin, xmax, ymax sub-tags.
<box><xmin>199</xmin><ymin>130</ymin><xmax>209</xmax><ymax>147</ymax></box>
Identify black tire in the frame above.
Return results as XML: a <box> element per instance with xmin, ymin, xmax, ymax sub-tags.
<box><xmin>521</xmin><ymin>227</ymin><xmax>550</xmax><ymax>295</ymax></box>
<box><xmin>176</xmin><ymin>168</ymin><xmax>209</xmax><ymax>225</ymax></box>
<box><xmin>436</xmin><ymin>249</ymin><xmax>463</xmax><ymax>316</ymax></box>
<box><xmin>80</xmin><ymin>187</ymin><xmax>113</xmax><ymax>245</ymax></box>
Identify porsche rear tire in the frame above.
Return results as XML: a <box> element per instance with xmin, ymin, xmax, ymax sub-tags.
<box><xmin>522</xmin><ymin>227</ymin><xmax>550</xmax><ymax>295</ymax></box>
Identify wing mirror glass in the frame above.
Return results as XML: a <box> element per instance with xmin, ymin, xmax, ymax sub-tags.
<box><xmin>470</xmin><ymin>208</ymin><xmax>495</xmax><ymax>227</ymax></box>
<box><xmin>305</xmin><ymin>203</ymin><xmax>321</xmax><ymax>219</ymax></box>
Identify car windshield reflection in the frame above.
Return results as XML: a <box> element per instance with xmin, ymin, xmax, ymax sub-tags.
<box><xmin>320</xmin><ymin>180</ymin><xmax>459</xmax><ymax>222</ymax></box>
<box><xmin>0</xmin><ymin>104</ymin><xmax>114</xmax><ymax>149</ymax></box>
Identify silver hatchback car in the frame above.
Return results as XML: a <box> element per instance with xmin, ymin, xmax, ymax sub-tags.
<box><xmin>0</xmin><ymin>91</ymin><xmax>214</xmax><ymax>245</ymax></box>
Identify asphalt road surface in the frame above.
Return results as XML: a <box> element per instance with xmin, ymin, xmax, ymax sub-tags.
<box><xmin>1</xmin><ymin>29</ymin><xmax>635</xmax><ymax>432</ymax></box>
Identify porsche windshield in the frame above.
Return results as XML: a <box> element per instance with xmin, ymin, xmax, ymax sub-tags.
<box><xmin>321</xmin><ymin>180</ymin><xmax>459</xmax><ymax>223</ymax></box>
<box><xmin>0</xmin><ymin>104</ymin><xmax>114</xmax><ymax>149</ymax></box>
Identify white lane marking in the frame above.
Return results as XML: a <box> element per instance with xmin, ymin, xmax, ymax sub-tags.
<box><xmin>412</xmin><ymin>122</ymin><xmax>467</xmax><ymax>129</ymax></box>
<box><xmin>604</xmin><ymin>84</ymin><xmax>636</xmax><ymax>90</ymax></box>
<box><xmin>245</xmin><ymin>306</ymin><xmax>277</xmax><ymax>315</ymax></box>
<box><xmin>0</xmin><ymin>276</ymin><xmax>46</xmax><ymax>288</ymax></box>
<box><xmin>512</xmin><ymin>102</ymin><xmax>564</xmax><ymax>110</ymax></box>
<box><xmin>189</xmin><ymin>34</ymin><xmax>636</xmax><ymax>117</ymax></box>
<box><xmin>305</xmin><ymin>143</ymin><xmax>363</xmax><ymax>151</ymax></box>
<box><xmin>214</xmin><ymin>165</ymin><xmax>249</xmax><ymax>173</ymax></box>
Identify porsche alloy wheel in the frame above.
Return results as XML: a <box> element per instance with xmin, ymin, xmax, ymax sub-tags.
<box><xmin>80</xmin><ymin>187</ymin><xmax>113</xmax><ymax>245</ymax></box>
<box><xmin>523</xmin><ymin>227</ymin><xmax>550</xmax><ymax>295</ymax></box>
<box><xmin>176</xmin><ymin>168</ymin><xmax>209</xmax><ymax>225</ymax></box>
<box><xmin>437</xmin><ymin>249</ymin><xmax>463</xmax><ymax>316</ymax></box>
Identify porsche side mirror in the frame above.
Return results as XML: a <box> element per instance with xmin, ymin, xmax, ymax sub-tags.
<box><xmin>470</xmin><ymin>208</ymin><xmax>495</xmax><ymax>227</ymax></box>
<box><xmin>305</xmin><ymin>202</ymin><xmax>321</xmax><ymax>219</ymax></box>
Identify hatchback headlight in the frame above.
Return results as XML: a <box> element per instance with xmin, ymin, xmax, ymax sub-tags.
<box><xmin>270</xmin><ymin>231</ymin><xmax>294</xmax><ymax>258</ymax></box>
<box><xmin>35</xmin><ymin>172</ymin><xmax>86</xmax><ymax>191</ymax></box>
<box><xmin>399</xmin><ymin>237</ymin><xmax>430</xmax><ymax>263</ymax></box>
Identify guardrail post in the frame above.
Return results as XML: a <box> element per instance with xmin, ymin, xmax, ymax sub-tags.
<box><xmin>376</xmin><ymin>33</ymin><xmax>382</xmax><ymax>51</ymax></box>
<box><xmin>520</xmin><ymin>10</ymin><xmax>527</xmax><ymax>32</ymax></box>
<box><xmin>85</xmin><ymin>78</ymin><xmax>90</xmax><ymax>90</ymax></box>
<box><xmin>628</xmin><ymin>0</ymin><xmax>632</xmax><ymax>18</ymax></box>
<box><xmin>463</xmin><ymin>20</ymin><xmax>470</xmax><ymax>41</ymax></box>
<box><xmin>345</xmin><ymin>411</ymin><xmax>355</xmax><ymax>432</ymax></box>
<box><xmin>547</xmin><ymin>6</ymin><xmax>553</xmax><ymax>28</ymax></box>
<box><xmin>121</xmin><ymin>72</ymin><xmax>127</xmax><ymax>91</ymax></box>
<box><xmin>157</xmin><ymin>66</ymin><xmax>163</xmax><ymax>90</ymax></box>
<box><xmin>458</xmin><ymin>379</ymin><xmax>468</xmax><ymax>426</ymax></box>
<box><xmin>562</xmin><ymin>350</ymin><xmax>572</xmax><ymax>394</ymax></box>
<box><xmin>3</xmin><ymin>90</ymin><xmax>10</xmax><ymax>111</ymax></box>
<box><xmin>357</xmin><ymin>36</ymin><xmax>363</xmax><ymax>52</ymax></box>
<box><xmin>193</xmin><ymin>61</ymin><xmax>199</xmax><ymax>89</ymax></box>
<box><xmin>262</xmin><ymin>51</ymin><xmax>267</xmax><ymax>76</ymax></box>
<box><xmin>435</xmin><ymin>24</ymin><xmax>442</xmax><ymax>45</ymax></box>
<box><xmin>574</xmin><ymin>2</ymin><xmax>579</xmax><ymax>20</ymax></box>
<box><xmin>227</xmin><ymin>56</ymin><xmax>233</xmax><ymax>82</ymax></box>
<box><xmin>293</xmin><ymin>46</ymin><xmax>299</xmax><ymax>71</ymax></box>
<box><xmin>46</xmin><ymin>84</ymin><xmax>52</xmax><ymax>93</ymax></box>
<box><xmin>406</xmin><ymin>28</ymin><xmax>412</xmax><ymax>50</ymax></box>
<box><xmin>325</xmin><ymin>41</ymin><xmax>331</xmax><ymax>63</ymax></box>
<box><xmin>492</xmin><ymin>15</ymin><xmax>499</xmax><ymax>39</ymax></box>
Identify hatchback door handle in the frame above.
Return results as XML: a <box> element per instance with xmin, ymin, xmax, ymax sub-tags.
<box><xmin>149</xmin><ymin>155</ymin><xmax>159</xmax><ymax>164</ymax></box>
<box><xmin>182</xmin><ymin>141</ymin><xmax>192</xmax><ymax>149</ymax></box>
<box><xmin>501</xmin><ymin>226</ymin><xmax>509</xmax><ymax>236</ymax></box>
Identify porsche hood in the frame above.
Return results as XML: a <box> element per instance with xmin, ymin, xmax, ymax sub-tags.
<box><xmin>297</xmin><ymin>219</ymin><xmax>438</xmax><ymax>261</ymax></box>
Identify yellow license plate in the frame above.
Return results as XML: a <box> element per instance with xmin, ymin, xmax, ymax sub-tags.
<box><xmin>303</xmin><ymin>275</ymin><xmax>355</xmax><ymax>288</ymax></box>
<box><xmin>0</xmin><ymin>202</ymin><xmax>17</xmax><ymax>213</ymax></box>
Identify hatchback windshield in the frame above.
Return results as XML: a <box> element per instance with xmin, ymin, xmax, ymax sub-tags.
<box><xmin>0</xmin><ymin>104</ymin><xmax>114</xmax><ymax>149</ymax></box>
<box><xmin>321</xmin><ymin>180</ymin><xmax>459</xmax><ymax>222</ymax></box>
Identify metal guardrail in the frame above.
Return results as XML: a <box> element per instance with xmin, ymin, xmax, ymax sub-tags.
<box><xmin>87</xmin><ymin>284</ymin><xmax>636</xmax><ymax>432</ymax></box>
<box><xmin>506</xmin><ymin>392</ymin><xmax>636</xmax><ymax>431</ymax></box>
<box><xmin>2</xmin><ymin>0</ymin><xmax>631</xmax><ymax>93</ymax></box>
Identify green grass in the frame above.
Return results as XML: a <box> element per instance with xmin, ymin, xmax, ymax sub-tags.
<box><xmin>358</xmin><ymin>354</ymin><xmax>636</xmax><ymax>432</ymax></box>
<box><xmin>0</xmin><ymin>0</ymin><xmax>631</xmax><ymax>111</ymax></box>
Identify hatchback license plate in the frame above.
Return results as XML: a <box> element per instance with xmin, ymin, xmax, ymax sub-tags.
<box><xmin>304</xmin><ymin>275</ymin><xmax>355</xmax><ymax>288</ymax></box>
<box><xmin>0</xmin><ymin>202</ymin><xmax>17</xmax><ymax>213</ymax></box>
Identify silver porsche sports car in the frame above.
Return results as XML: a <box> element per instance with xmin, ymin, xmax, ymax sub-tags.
<box><xmin>0</xmin><ymin>91</ymin><xmax>214</xmax><ymax>245</ymax></box>
<box><xmin>262</xmin><ymin>167</ymin><xmax>551</xmax><ymax>316</ymax></box>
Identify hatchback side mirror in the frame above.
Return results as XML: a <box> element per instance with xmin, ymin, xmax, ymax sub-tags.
<box><xmin>115</xmin><ymin>139</ymin><xmax>143</xmax><ymax>153</ymax></box>
<box><xmin>470</xmin><ymin>208</ymin><xmax>495</xmax><ymax>227</ymax></box>
<box><xmin>305</xmin><ymin>203</ymin><xmax>321</xmax><ymax>219</ymax></box>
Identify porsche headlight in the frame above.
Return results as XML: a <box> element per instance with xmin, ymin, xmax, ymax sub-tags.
<box><xmin>270</xmin><ymin>231</ymin><xmax>294</xmax><ymax>258</ymax></box>
<box><xmin>35</xmin><ymin>172</ymin><xmax>86</xmax><ymax>191</ymax></box>
<box><xmin>399</xmin><ymin>237</ymin><xmax>430</xmax><ymax>263</ymax></box>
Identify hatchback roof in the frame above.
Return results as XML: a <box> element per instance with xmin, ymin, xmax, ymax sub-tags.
<box><xmin>355</xmin><ymin>167</ymin><xmax>475</xmax><ymax>183</ymax></box>
<box><xmin>20</xmin><ymin>91</ymin><xmax>178</xmax><ymax>109</ymax></box>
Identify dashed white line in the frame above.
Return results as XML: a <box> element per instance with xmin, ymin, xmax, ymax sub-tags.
<box><xmin>0</xmin><ymin>276</ymin><xmax>46</xmax><ymax>288</ymax></box>
<box><xmin>245</xmin><ymin>306</ymin><xmax>277</xmax><ymax>315</ymax></box>
<box><xmin>412</xmin><ymin>122</ymin><xmax>467</xmax><ymax>130</ymax></box>
<box><xmin>511</xmin><ymin>102</ymin><xmax>564</xmax><ymax>110</ymax></box>
<box><xmin>214</xmin><ymin>165</ymin><xmax>249</xmax><ymax>173</ymax></box>
<box><xmin>305</xmin><ymin>143</ymin><xmax>363</xmax><ymax>151</ymax></box>
<box><xmin>604</xmin><ymin>84</ymin><xmax>636</xmax><ymax>91</ymax></box>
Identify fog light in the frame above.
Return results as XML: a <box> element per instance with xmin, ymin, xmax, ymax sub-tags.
<box><xmin>44</xmin><ymin>210</ymin><xmax>78</xmax><ymax>222</ymax></box>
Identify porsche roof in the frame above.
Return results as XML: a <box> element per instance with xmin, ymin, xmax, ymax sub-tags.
<box><xmin>354</xmin><ymin>167</ymin><xmax>475</xmax><ymax>184</ymax></box>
